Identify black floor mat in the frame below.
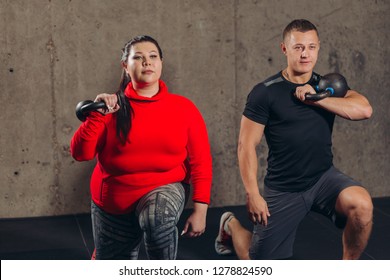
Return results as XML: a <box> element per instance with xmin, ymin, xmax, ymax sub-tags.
<box><xmin>1</xmin><ymin>197</ymin><xmax>389</xmax><ymax>260</ymax></box>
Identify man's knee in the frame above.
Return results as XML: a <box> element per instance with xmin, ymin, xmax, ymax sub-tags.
<box><xmin>338</xmin><ymin>187</ymin><xmax>373</xmax><ymax>226</ymax></box>
<box><xmin>351</xmin><ymin>195</ymin><xmax>373</xmax><ymax>226</ymax></box>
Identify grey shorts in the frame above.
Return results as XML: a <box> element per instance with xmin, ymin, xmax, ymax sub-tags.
<box><xmin>249</xmin><ymin>166</ymin><xmax>363</xmax><ymax>260</ymax></box>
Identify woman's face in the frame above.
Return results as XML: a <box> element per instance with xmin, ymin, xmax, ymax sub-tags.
<box><xmin>124</xmin><ymin>41</ymin><xmax>162</xmax><ymax>86</ymax></box>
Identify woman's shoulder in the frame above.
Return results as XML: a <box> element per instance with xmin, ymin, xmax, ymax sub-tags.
<box><xmin>166</xmin><ymin>93</ymin><xmax>204</xmax><ymax>118</ymax></box>
<box><xmin>167</xmin><ymin>92</ymin><xmax>197</xmax><ymax>107</ymax></box>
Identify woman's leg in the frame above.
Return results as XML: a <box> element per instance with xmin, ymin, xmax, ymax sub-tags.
<box><xmin>136</xmin><ymin>183</ymin><xmax>186</xmax><ymax>260</ymax></box>
<box><xmin>91</xmin><ymin>201</ymin><xmax>143</xmax><ymax>260</ymax></box>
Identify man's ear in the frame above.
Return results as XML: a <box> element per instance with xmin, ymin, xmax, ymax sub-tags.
<box><xmin>280</xmin><ymin>42</ymin><xmax>287</xmax><ymax>55</ymax></box>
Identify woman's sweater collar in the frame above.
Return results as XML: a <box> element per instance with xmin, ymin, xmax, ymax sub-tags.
<box><xmin>124</xmin><ymin>80</ymin><xmax>168</xmax><ymax>102</ymax></box>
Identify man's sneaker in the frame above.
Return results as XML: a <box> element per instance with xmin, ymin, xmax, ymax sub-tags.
<box><xmin>215</xmin><ymin>212</ymin><xmax>235</xmax><ymax>255</ymax></box>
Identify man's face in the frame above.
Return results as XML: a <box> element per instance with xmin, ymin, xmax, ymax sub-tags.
<box><xmin>281</xmin><ymin>30</ymin><xmax>320</xmax><ymax>75</ymax></box>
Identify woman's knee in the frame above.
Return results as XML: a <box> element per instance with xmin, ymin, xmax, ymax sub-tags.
<box><xmin>137</xmin><ymin>185</ymin><xmax>185</xmax><ymax>234</ymax></box>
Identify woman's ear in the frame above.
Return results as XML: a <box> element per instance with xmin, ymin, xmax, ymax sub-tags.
<box><xmin>122</xmin><ymin>62</ymin><xmax>128</xmax><ymax>74</ymax></box>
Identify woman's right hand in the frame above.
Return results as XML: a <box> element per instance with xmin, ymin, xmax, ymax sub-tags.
<box><xmin>181</xmin><ymin>202</ymin><xmax>208</xmax><ymax>238</ymax></box>
<box><xmin>94</xmin><ymin>93</ymin><xmax>120</xmax><ymax>114</ymax></box>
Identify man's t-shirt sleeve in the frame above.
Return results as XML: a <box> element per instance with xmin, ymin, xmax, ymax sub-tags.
<box><xmin>242</xmin><ymin>83</ymin><xmax>269</xmax><ymax>125</ymax></box>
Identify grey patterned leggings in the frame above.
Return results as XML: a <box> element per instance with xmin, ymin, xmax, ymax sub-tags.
<box><xmin>91</xmin><ymin>182</ymin><xmax>187</xmax><ymax>260</ymax></box>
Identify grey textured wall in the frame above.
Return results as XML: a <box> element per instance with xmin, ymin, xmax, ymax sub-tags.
<box><xmin>1</xmin><ymin>0</ymin><xmax>388</xmax><ymax>218</ymax></box>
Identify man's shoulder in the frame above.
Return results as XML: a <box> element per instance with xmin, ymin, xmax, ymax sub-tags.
<box><xmin>251</xmin><ymin>72</ymin><xmax>284</xmax><ymax>93</ymax></box>
<box><xmin>256</xmin><ymin>71</ymin><xmax>321</xmax><ymax>88</ymax></box>
<box><xmin>262</xmin><ymin>72</ymin><xmax>284</xmax><ymax>87</ymax></box>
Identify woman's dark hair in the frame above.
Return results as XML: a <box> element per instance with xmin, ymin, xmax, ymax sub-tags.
<box><xmin>282</xmin><ymin>19</ymin><xmax>319</xmax><ymax>42</ymax></box>
<box><xmin>115</xmin><ymin>35</ymin><xmax>163</xmax><ymax>144</ymax></box>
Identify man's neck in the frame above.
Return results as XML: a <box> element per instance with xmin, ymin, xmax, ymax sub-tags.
<box><xmin>282</xmin><ymin>68</ymin><xmax>312</xmax><ymax>84</ymax></box>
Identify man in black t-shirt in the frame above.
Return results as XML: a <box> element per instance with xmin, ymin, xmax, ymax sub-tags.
<box><xmin>215</xmin><ymin>19</ymin><xmax>373</xmax><ymax>259</ymax></box>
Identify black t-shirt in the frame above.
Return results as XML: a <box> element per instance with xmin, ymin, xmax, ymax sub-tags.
<box><xmin>243</xmin><ymin>71</ymin><xmax>335</xmax><ymax>192</ymax></box>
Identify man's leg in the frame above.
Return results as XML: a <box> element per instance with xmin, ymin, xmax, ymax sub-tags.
<box><xmin>216</xmin><ymin>188</ymin><xmax>308</xmax><ymax>260</ymax></box>
<box><xmin>228</xmin><ymin>216</ymin><xmax>252</xmax><ymax>260</ymax></box>
<box><xmin>215</xmin><ymin>211</ymin><xmax>252</xmax><ymax>259</ymax></box>
<box><xmin>335</xmin><ymin>186</ymin><xmax>373</xmax><ymax>259</ymax></box>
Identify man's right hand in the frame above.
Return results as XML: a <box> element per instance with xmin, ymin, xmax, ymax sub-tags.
<box><xmin>246</xmin><ymin>192</ymin><xmax>270</xmax><ymax>226</ymax></box>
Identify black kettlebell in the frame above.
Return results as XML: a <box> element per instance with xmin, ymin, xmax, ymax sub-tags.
<box><xmin>75</xmin><ymin>100</ymin><xmax>107</xmax><ymax>122</ymax></box>
<box><xmin>305</xmin><ymin>73</ymin><xmax>349</xmax><ymax>101</ymax></box>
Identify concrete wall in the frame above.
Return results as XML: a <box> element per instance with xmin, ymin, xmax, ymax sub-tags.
<box><xmin>0</xmin><ymin>0</ymin><xmax>388</xmax><ymax>218</ymax></box>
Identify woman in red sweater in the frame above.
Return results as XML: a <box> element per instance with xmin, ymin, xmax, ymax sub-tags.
<box><xmin>70</xmin><ymin>35</ymin><xmax>212</xmax><ymax>260</ymax></box>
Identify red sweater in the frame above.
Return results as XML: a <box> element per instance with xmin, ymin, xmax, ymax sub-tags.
<box><xmin>70</xmin><ymin>80</ymin><xmax>212</xmax><ymax>214</ymax></box>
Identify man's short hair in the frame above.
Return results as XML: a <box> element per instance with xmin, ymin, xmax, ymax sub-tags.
<box><xmin>283</xmin><ymin>19</ymin><xmax>319</xmax><ymax>41</ymax></box>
